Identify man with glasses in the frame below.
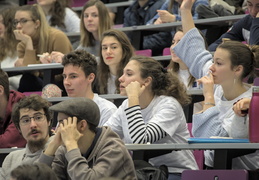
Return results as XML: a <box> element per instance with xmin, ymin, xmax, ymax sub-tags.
<box><xmin>0</xmin><ymin>95</ymin><xmax>54</xmax><ymax>180</ymax></box>
<box><xmin>38</xmin><ymin>98</ymin><xmax>137</xmax><ymax>179</ymax></box>
<box><xmin>0</xmin><ymin>69</ymin><xmax>26</xmax><ymax>148</ymax></box>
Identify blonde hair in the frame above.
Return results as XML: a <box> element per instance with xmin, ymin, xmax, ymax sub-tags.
<box><xmin>16</xmin><ymin>4</ymin><xmax>50</xmax><ymax>54</ymax></box>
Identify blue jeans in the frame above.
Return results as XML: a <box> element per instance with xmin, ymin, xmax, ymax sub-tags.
<box><xmin>168</xmin><ymin>173</ymin><xmax>181</xmax><ymax>180</ymax></box>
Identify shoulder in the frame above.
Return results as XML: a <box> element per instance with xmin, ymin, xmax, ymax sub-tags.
<box><xmin>9</xmin><ymin>90</ymin><xmax>24</xmax><ymax>104</ymax></box>
<box><xmin>65</xmin><ymin>7</ymin><xmax>75</xmax><ymax>14</ymax></box>
<box><xmin>49</xmin><ymin>28</ymin><xmax>67</xmax><ymax>37</ymax></box>
<box><xmin>151</xmin><ymin>96</ymin><xmax>181</xmax><ymax>110</ymax></box>
<box><xmin>99</xmin><ymin>127</ymin><xmax>125</xmax><ymax>146</ymax></box>
<box><xmin>93</xmin><ymin>94</ymin><xmax>117</xmax><ymax>109</ymax></box>
<box><xmin>5</xmin><ymin>149</ymin><xmax>25</xmax><ymax>160</ymax></box>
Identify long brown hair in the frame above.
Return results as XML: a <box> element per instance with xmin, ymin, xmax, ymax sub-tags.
<box><xmin>97</xmin><ymin>29</ymin><xmax>135</xmax><ymax>94</ymax></box>
<box><xmin>80</xmin><ymin>0</ymin><xmax>112</xmax><ymax>47</ymax></box>
<box><xmin>47</xmin><ymin>0</ymin><xmax>73</xmax><ymax>29</ymax></box>
<box><xmin>0</xmin><ymin>6</ymin><xmax>19</xmax><ymax>62</ymax></box>
<box><xmin>131</xmin><ymin>56</ymin><xmax>191</xmax><ymax>106</ymax></box>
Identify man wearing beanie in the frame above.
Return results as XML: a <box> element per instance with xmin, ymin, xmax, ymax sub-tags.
<box><xmin>38</xmin><ymin>98</ymin><xmax>136</xmax><ymax>180</ymax></box>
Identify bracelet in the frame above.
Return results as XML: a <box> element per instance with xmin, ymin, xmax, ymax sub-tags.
<box><xmin>204</xmin><ymin>102</ymin><xmax>215</xmax><ymax>106</ymax></box>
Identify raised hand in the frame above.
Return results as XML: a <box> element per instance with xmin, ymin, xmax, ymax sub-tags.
<box><xmin>180</xmin><ymin>0</ymin><xmax>195</xmax><ymax>11</ymax></box>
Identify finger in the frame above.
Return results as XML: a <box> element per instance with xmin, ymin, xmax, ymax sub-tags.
<box><xmin>63</xmin><ymin>118</ymin><xmax>68</xmax><ymax>126</ymax></box>
<box><xmin>67</xmin><ymin>117</ymin><xmax>73</xmax><ymax>125</ymax></box>
<box><xmin>72</xmin><ymin>116</ymin><xmax>78</xmax><ymax>125</ymax></box>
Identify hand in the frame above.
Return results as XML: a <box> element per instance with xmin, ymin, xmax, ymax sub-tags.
<box><xmin>180</xmin><ymin>0</ymin><xmax>195</xmax><ymax>11</ymax></box>
<box><xmin>157</xmin><ymin>10</ymin><xmax>176</xmax><ymax>23</ymax></box>
<box><xmin>50</xmin><ymin>51</ymin><xmax>64</xmax><ymax>63</ymax></box>
<box><xmin>59</xmin><ymin>117</ymin><xmax>83</xmax><ymax>152</ymax></box>
<box><xmin>39</xmin><ymin>53</ymin><xmax>52</xmax><ymax>64</ymax></box>
<box><xmin>14</xmin><ymin>58</ymin><xmax>24</xmax><ymax>67</ymax></box>
<box><xmin>44</xmin><ymin>130</ymin><xmax>62</xmax><ymax>156</ymax></box>
<box><xmin>197</xmin><ymin>72</ymin><xmax>214</xmax><ymax>100</ymax></box>
<box><xmin>154</xmin><ymin>18</ymin><xmax>163</xmax><ymax>25</ymax></box>
<box><xmin>125</xmin><ymin>81</ymin><xmax>145</xmax><ymax>98</ymax></box>
<box><xmin>13</xmin><ymin>29</ymin><xmax>31</xmax><ymax>44</ymax></box>
<box><xmin>233</xmin><ymin>98</ymin><xmax>251</xmax><ymax>117</ymax></box>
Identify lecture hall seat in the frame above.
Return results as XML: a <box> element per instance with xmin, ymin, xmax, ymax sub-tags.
<box><xmin>187</xmin><ymin>123</ymin><xmax>204</xmax><ymax>170</ymax></box>
<box><xmin>135</xmin><ymin>49</ymin><xmax>152</xmax><ymax>57</ymax></box>
<box><xmin>182</xmin><ymin>169</ymin><xmax>248</xmax><ymax>180</ymax></box>
<box><xmin>162</xmin><ymin>47</ymin><xmax>171</xmax><ymax>56</ymax></box>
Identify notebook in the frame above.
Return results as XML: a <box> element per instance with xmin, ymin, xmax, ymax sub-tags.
<box><xmin>187</xmin><ymin>137</ymin><xmax>249</xmax><ymax>143</ymax></box>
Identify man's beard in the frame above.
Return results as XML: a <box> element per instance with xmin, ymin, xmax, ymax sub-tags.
<box><xmin>28</xmin><ymin>138</ymin><xmax>46</xmax><ymax>152</ymax></box>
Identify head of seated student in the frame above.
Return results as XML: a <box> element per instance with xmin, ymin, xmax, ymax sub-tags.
<box><xmin>0</xmin><ymin>6</ymin><xmax>19</xmax><ymax>61</ymax></box>
<box><xmin>50</xmin><ymin>97</ymin><xmax>100</xmax><ymax>153</ymax></box>
<box><xmin>168</xmin><ymin>27</ymin><xmax>196</xmax><ymax>88</ymax></box>
<box><xmin>37</xmin><ymin>0</ymin><xmax>72</xmax><ymax>28</ymax></box>
<box><xmin>13</xmin><ymin>4</ymin><xmax>50</xmax><ymax>54</ymax></box>
<box><xmin>80</xmin><ymin>0</ymin><xmax>112</xmax><ymax>48</ymax></box>
<box><xmin>10</xmin><ymin>163</ymin><xmax>57</xmax><ymax>180</ymax></box>
<box><xmin>0</xmin><ymin>69</ymin><xmax>10</xmax><ymax>120</ymax></box>
<box><xmin>246</xmin><ymin>0</ymin><xmax>259</xmax><ymax>18</ymax></box>
<box><xmin>62</xmin><ymin>50</ymin><xmax>97</xmax><ymax>97</ymax></box>
<box><xmin>119</xmin><ymin>55</ymin><xmax>191</xmax><ymax>107</ymax></box>
<box><xmin>12</xmin><ymin>95</ymin><xmax>53</xmax><ymax>153</ymax></box>
<box><xmin>250</xmin><ymin>45</ymin><xmax>259</xmax><ymax>79</ymax></box>
<box><xmin>211</xmin><ymin>41</ymin><xmax>255</xmax><ymax>91</ymax></box>
<box><xmin>98</xmin><ymin>29</ymin><xmax>135</xmax><ymax>94</ymax></box>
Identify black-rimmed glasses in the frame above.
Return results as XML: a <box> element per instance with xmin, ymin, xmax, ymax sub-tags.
<box><xmin>13</xmin><ymin>19</ymin><xmax>34</xmax><ymax>28</ymax></box>
<box><xmin>19</xmin><ymin>113</ymin><xmax>46</xmax><ymax>126</ymax></box>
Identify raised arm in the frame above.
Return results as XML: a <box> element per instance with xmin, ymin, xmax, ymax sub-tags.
<box><xmin>180</xmin><ymin>0</ymin><xmax>196</xmax><ymax>34</ymax></box>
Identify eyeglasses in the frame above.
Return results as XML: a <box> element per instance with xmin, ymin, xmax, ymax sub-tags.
<box><xmin>13</xmin><ymin>19</ymin><xmax>34</xmax><ymax>28</ymax></box>
<box><xmin>19</xmin><ymin>113</ymin><xmax>46</xmax><ymax>126</ymax></box>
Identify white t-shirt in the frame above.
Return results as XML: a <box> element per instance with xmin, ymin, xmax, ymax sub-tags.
<box><xmin>105</xmin><ymin>95</ymin><xmax>198</xmax><ymax>173</ymax></box>
<box><xmin>93</xmin><ymin>93</ymin><xmax>117</xmax><ymax>126</ymax></box>
<box><xmin>46</xmin><ymin>8</ymin><xmax>80</xmax><ymax>33</ymax></box>
<box><xmin>107</xmin><ymin>74</ymin><xmax>117</xmax><ymax>94</ymax></box>
<box><xmin>1</xmin><ymin>56</ymin><xmax>21</xmax><ymax>90</ymax></box>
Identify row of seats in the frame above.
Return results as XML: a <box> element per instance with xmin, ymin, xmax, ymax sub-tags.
<box><xmin>135</xmin><ymin>47</ymin><xmax>171</xmax><ymax>57</ymax></box>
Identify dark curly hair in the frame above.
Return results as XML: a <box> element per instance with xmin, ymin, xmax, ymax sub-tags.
<box><xmin>62</xmin><ymin>50</ymin><xmax>98</xmax><ymax>89</ymax></box>
<box><xmin>12</xmin><ymin>95</ymin><xmax>53</xmax><ymax>135</ymax></box>
<box><xmin>130</xmin><ymin>56</ymin><xmax>191</xmax><ymax>106</ymax></box>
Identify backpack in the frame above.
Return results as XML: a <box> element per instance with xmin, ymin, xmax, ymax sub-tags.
<box><xmin>134</xmin><ymin>160</ymin><xmax>168</xmax><ymax>180</ymax></box>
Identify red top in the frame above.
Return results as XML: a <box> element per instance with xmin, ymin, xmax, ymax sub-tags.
<box><xmin>0</xmin><ymin>90</ymin><xmax>26</xmax><ymax>148</ymax></box>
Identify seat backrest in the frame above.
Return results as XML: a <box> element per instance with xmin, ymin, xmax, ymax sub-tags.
<box><xmin>162</xmin><ymin>47</ymin><xmax>171</xmax><ymax>56</ymax></box>
<box><xmin>23</xmin><ymin>91</ymin><xmax>42</xmax><ymax>96</ymax></box>
<box><xmin>182</xmin><ymin>169</ymin><xmax>249</xmax><ymax>180</ymax></box>
<box><xmin>187</xmin><ymin>123</ymin><xmax>204</xmax><ymax>170</ymax></box>
<box><xmin>135</xmin><ymin>49</ymin><xmax>152</xmax><ymax>57</ymax></box>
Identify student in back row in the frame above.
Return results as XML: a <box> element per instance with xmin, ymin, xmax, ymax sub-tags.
<box><xmin>13</xmin><ymin>4</ymin><xmax>72</xmax><ymax>92</ymax></box>
<box><xmin>46</xmin><ymin>0</ymin><xmax>112</xmax><ymax>62</ymax></box>
<box><xmin>208</xmin><ymin>0</ymin><xmax>259</xmax><ymax>51</ymax></box>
